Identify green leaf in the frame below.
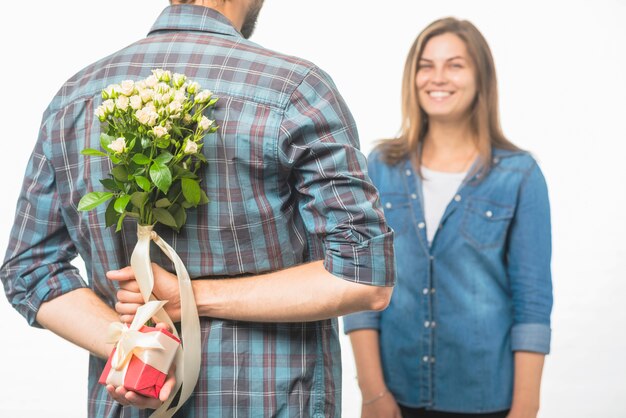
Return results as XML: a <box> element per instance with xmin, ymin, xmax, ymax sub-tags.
<box><xmin>171</xmin><ymin>204</ymin><xmax>186</xmax><ymax>230</ymax></box>
<box><xmin>135</xmin><ymin>175</ymin><xmax>151</xmax><ymax>192</ymax></box>
<box><xmin>105</xmin><ymin>199</ymin><xmax>119</xmax><ymax>228</ymax></box>
<box><xmin>195</xmin><ymin>153</ymin><xmax>207</xmax><ymax>163</ymax></box>
<box><xmin>78</xmin><ymin>192</ymin><xmax>114</xmax><ymax>211</ymax></box>
<box><xmin>110</xmin><ymin>154</ymin><xmax>121</xmax><ymax>164</ymax></box>
<box><xmin>112</xmin><ymin>165</ymin><xmax>129</xmax><ymax>182</ymax></box>
<box><xmin>132</xmin><ymin>154</ymin><xmax>151</xmax><ymax>165</ymax></box>
<box><xmin>155</xmin><ymin>198</ymin><xmax>172</xmax><ymax>208</ymax></box>
<box><xmin>115</xmin><ymin>212</ymin><xmax>127</xmax><ymax>232</ymax></box>
<box><xmin>141</xmin><ymin>136</ymin><xmax>151</xmax><ymax>149</ymax></box>
<box><xmin>100</xmin><ymin>133</ymin><xmax>114</xmax><ymax>150</ymax></box>
<box><xmin>114</xmin><ymin>195</ymin><xmax>131</xmax><ymax>214</ymax></box>
<box><xmin>150</xmin><ymin>163</ymin><xmax>172</xmax><ymax>194</ymax></box>
<box><xmin>152</xmin><ymin>207</ymin><xmax>177</xmax><ymax>229</ymax></box>
<box><xmin>100</xmin><ymin>178</ymin><xmax>119</xmax><ymax>191</ymax></box>
<box><xmin>130</xmin><ymin>191</ymin><xmax>149</xmax><ymax>209</ymax></box>
<box><xmin>155</xmin><ymin>137</ymin><xmax>170</xmax><ymax>149</ymax></box>
<box><xmin>81</xmin><ymin>148</ymin><xmax>108</xmax><ymax>157</ymax></box>
<box><xmin>154</xmin><ymin>152</ymin><xmax>173</xmax><ymax>165</ymax></box>
<box><xmin>199</xmin><ymin>189</ymin><xmax>210</xmax><ymax>205</ymax></box>
<box><xmin>181</xmin><ymin>201</ymin><xmax>193</xmax><ymax>209</ymax></box>
<box><xmin>181</xmin><ymin>178</ymin><xmax>201</xmax><ymax>206</ymax></box>
<box><xmin>172</xmin><ymin>164</ymin><xmax>197</xmax><ymax>179</ymax></box>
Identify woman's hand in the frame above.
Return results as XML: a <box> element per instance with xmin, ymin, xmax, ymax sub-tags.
<box><xmin>361</xmin><ymin>390</ymin><xmax>402</xmax><ymax>418</ymax></box>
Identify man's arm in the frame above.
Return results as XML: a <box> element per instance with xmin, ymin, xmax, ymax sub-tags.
<box><xmin>110</xmin><ymin>261</ymin><xmax>391</xmax><ymax>323</ymax></box>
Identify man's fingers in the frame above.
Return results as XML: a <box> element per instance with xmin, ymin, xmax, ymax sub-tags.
<box><xmin>159</xmin><ymin>362</ymin><xmax>177</xmax><ymax>402</ymax></box>
<box><xmin>117</xmin><ymin>289</ymin><xmax>144</xmax><ymax>304</ymax></box>
<box><xmin>106</xmin><ymin>266</ymin><xmax>135</xmax><ymax>282</ymax></box>
<box><xmin>119</xmin><ymin>314</ymin><xmax>136</xmax><ymax>324</ymax></box>
<box><xmin>125</xmin><ymin>391</ymin><xmax>162</xmax><ymax>410</ymax></box>
<box><xmin>115</xmin><ymin>301</ymin><xmax>142</xmax><ymax>315</ymax></box>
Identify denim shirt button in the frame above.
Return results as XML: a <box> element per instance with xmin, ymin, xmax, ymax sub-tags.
<box><xmin>411</xmin><ymin>193</ymin><xmax>417</xmax><ymax>199</ymax></box>
<box><xmin>405</xmin><ymin>169</ymin><xmax>412</xmax><ymax>176</ymax></box>
<box><xmin>431</xmin><ymin>321</ymin><xmax>436</xmax><ymax>328</ymax></box>
<box><xmin>418</xmin><ymin>222</ymin><xmax>425</xmax><ymax>229</ymax></box>
<box><xmin>430</xmin><ymin>256</ymin><xmax>435</xmax><ymax>261</ymax></box>
<box><xmin>431</xmin><ymin>288</ymin><xmax>436</xmax><ymax>294</ymax></box>
<box><xmin>424</xmin><ymin>321</ymin><xmax>430</xmax><ymax>328</ymax></box>
<box><xmin>430</xmin><ymin>357</ymin><xmax>436</xmax><ymax>363</ymax></box>
<box><xmin>422</xmin><ymin>356</ymin><xmax>429</xmax><ymax>362</ymax></box>
<box><xmin>485</xmin><ymin>210</ymin><xmax>493</xmax><ymax>218</ymax></box>
<box><xmin>422</xmin><ymin>288</ymin><xmax>429</xmax><ymax>295</ymax></box>
<box><xmin>385</xmin><ymin>202</ymin><xmax>392</xmax><ymax>209</ymax></box>
<box><xmin>493</xmin><ymin>157</ymin><xmax>500</xmax><ymax>164</ymax></box>
<box><xmin>454</xmin><ymin>194</ymin><xmax>462</xmax><ymax>202</ymax></box>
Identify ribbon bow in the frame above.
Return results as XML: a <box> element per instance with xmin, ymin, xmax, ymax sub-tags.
<box><xmin>106</xmin><ymin>300</ymin><xmax>168</xmax><ymax>371</ymax></box>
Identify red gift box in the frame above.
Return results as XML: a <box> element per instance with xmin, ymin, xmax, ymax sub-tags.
<box><xmin>99</xmin><ymin>325</ymin><xmax>180</xmax><ymax>399</ymax></box>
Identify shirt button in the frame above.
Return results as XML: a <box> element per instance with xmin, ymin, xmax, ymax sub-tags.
<box><xmin>431</xmin><ymin>288</ymin><xmax>436</xmax><ymax>294</ymax></box>
<box><xmin>411</xmin><ymin>193</ymin><xmax>417</xmax><ymax>199</ymax></box>
<box><xmin>424</xmin><ymin>321</ymin><xmax>430</xmax><ymax>328</ymax></box>
<box><xmin>430</xmin><ymin>256</ymin><xmax>434</xmax><ymax>261</ymax></box>
<box><xmin>493</xmin><ymin>157</ymin><xmax>500</xmax><ymax>164</ymax></box>
<box><xmin>431</xmin><ymin>321</ymin><xmax>436</xmax><ymax>328</ymax></box>
<box><xmin>418</xmin><ymin>222</ymin><xmax>425</xmax><ymax>229</ymax></box>
<box><xmin>454</xmin><ymin>194</ymin><xmax>462</xmax><ymax>202</ymax></box>
<box><xmin>422</xmin><ymin>356</ymin><xmax>429</xmax><ymax>362</ymax></box>
<box><xmin>423</xmin><ymin>288</ymin><xmax>429</xmax><ymax>295</ymax></box>
<box><xmin>385</xmin><ymin>202</ymin><xmax>392</xmax><ymax>209</ymax></box>
<box><xmin>485</xmin><ymin>210</ymin><xmax>493</xmax><ymax>218</ymax></box>
<box><xmin>430</xmin><ymin>357</ymin><xmax>436</xmax><ymax>363</ymax></box>
<box><xmin>405</xmin><ymin>169</ymin><xmax>412</xmax><ymax>176</ymax></box>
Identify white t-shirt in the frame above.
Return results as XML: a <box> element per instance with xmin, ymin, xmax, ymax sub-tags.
<box><xmin>421</xmin><ymin>165</ymin><xmax>467</xmax><ymax>244</ymax></box>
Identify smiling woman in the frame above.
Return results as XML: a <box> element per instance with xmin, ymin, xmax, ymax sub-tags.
<box><xmin>343</xmin><ymin>17</ymin><xmax>553</xmax><ymax>418</ymax></box>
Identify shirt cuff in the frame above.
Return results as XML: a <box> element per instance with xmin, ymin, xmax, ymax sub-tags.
<box><xmin>323</xmin><ymin>229</ymin><xmax>395</xmax><ymax>287</ymax></box>
<box><xmin>511</xmin><ymin>323</ymin><xmax>551</xmax><ymax>354</ymax></box>
<box><xmin>342</xmin><ymin>311</ymin><xmax>381</xmax><ymax>334</ymax></box>
<box><xmin>13</xmin><ymin>269</ymin><xmax>88</xmax><ymax>328</ymax></box>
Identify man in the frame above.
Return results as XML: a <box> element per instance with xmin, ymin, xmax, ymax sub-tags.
<box><xmin>1</xmin><ymin>0</ymin><xmax>395</xmax><ymax>416</ymax></box>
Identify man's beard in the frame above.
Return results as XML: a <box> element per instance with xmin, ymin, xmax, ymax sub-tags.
<box><xmin>240</xmin><ymin>0</ymin><xmax>264</xmax><ymax>39</ymax></box>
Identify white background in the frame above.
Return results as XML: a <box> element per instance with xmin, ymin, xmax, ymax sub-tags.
<box><xmin>1</xmin><ymin>1</ymin><xmax>625</xmax><ymax>417</ymax></box>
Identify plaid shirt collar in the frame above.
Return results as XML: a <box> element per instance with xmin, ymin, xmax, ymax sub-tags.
<box><xmin>148</xmin><ymin>4</ymin><xmax>242</xmax><ymax>38</ymax></box>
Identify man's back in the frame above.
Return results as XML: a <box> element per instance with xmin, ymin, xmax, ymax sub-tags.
<box><xmin>3</xmin><ymin>4</ymin><xmax>394</xmax><ymax>417</ymax></box>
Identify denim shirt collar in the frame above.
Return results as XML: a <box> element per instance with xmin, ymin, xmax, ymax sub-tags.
<box><xmin>148</xmin><ymin>5</ymin><xmax>242</xmax><ymax>38</ymax></box>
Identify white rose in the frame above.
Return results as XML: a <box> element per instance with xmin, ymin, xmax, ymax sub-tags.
<box><xmin>147</xmin><ymin>110</ymin><xmax>159</xmax><ymax>126</ymax></box>
<box><xmin>174</xmin><ymin>89</ymin><xmax>187</xmax><ymax>103</ymax></box>
<box><xmin>104</xmin><ymin>84</ymin><xmax>121</xmax><ymax>98</ymax></box>
<box><xmin>183</xmin><ymin>114</ymin><xmax>193</xmax><ymax>125</ymax></box>
<box><xmin>146</xmin><ymin>75</ymin><xmax>158</xmax><ymax>88</ymax></box>
<box><xmin>168</xmin><ymin>100</ymin><xmax>183</xmax><ymax>115</ymax></box>
<box><xmin>130</xmin><ymin>95</ymin><xmax>143</xmax><ymax>110</ymax></box>
<box><xmin>153</xmin><ymin>126</ymin><xmax>168</xmax><ymax>138</ymax></box>
<box><xmin>186</xmin><ymin>81</ymin><xmax>200</xmax><ymax>95</ymax></box>
<box><xmin>173</xmin><ymin>73</ymin><xmax>186</xmax><ymax>87</ymax></box>
<box><xmin>152</xmin><ymin>69</ymin><xmax>171</xmax><ymax>82</ymax></box>
<box><xmin>139</xmin><ymin>88</ymin><xmax>154</xmax><ymax>103</ymax></box>
<box><xmin>183</xmin><ymin>140</ymin><xmax>198</xmax><ymax>154</ymax></box>
<box><xmin>94</xmin><ymin>105</ymin><xmax>106</xmax><ymax>121</ymax></box>
<box><xmin>109</xmin><ymin>137</ymin><xmax>126</xmax><ymax>153</ymax></box>
<box><xmin>194</xmin><ymin>89</ymin><xmax>212</xmax><ymax>104</ymax></box>
<box><xmin>135</xmin><ymin>108</ymin><xmax>150</xmax><ymax>125</ymax></box>
<box><xmin>156</xmin><ymin>82</ymin><xmax>170</xmax><ymax>95</ymax></box>
<box><xmin>120</xmin><ymin>80</ymin><xmax>135</xmax><ymax>96</ymax></box>
<box><xmin>103</xmin><ymin>99</ymin><xmax>115</xmax><ymax>113</ymax></box>
<box><xmin>135</xmin><ymin>80</ymin><xmax>147</xmax><ymax>90</ymax></box>
<box><xmin>116</xmin><ymin>95</ymin><xmax>130</xmax><ymax>111</ymax></box>
<box><xmin>199</xmin><ymin>116</ymin><xmax>213</xmax><ymax>130</ymax></box>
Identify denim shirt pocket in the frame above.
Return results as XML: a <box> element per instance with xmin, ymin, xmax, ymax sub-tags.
<box><xmin>380</xmin><ymin>193</ymin><xmax>412</xmax><ymax>236</ymax></box>
<box><xmin>461</xmin><ymin>197</ymin><xmax>514</xmax><ymax>249</ymax></box>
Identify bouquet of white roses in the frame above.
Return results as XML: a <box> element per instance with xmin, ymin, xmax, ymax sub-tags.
<box><xmin>79</xmin><ymin>69</ymin><xmax>217</xmax><ymax>415</ymax></box>
<box><xmin>78</xmin><ymin>69</ymin><xmax>218</xmax><ymax>232</ymax></box>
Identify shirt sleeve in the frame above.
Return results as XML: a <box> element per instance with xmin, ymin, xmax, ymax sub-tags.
<box><xmin>507</xmin><ymin>159</ymin><xmax>553</xmax><ymax>353</ymax></box>
<box><xmin>277</xmin><ymin>67</ymin><xmax>395</xmax><ymax>287</ymax></box>
<box><xmin>1</xmin><ymin>119</ymin><xmax>88</xmax><ymax>328</ymax></box>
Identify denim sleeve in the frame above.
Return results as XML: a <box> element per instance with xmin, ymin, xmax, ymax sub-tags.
<box><xmin>278</xmin><ymin>67</ymin><xmax>395</xmax><ymax>287</ymax></box>
<box><xmin>507</xmin><ymin>160</ymin><xmax>553</xmax><ymax>353</ymax></box>
<box><xmin>0</xmin><ymin>120</ymin><xmax>87</xmax><ymax>328</ymax></box>
<box><xmin>343</xmin><ymin>310</ymin><xmax>381</xmax><ymax>333</ymax></box>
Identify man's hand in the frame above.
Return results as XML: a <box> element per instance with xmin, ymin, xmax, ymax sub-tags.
<box><xmin>361</xmin><ymin>391</ymin><xmax>402</xmax><ymax>418</ymax></box>
<box><xmin>105</xmin><ymin>323</ymin><xmax>177</xmax><ymax>409</ymax></box>
<box><xmin>107</xmin><ymin>263</ymin><xmax>182</xmax><ymax>323</ymax></box>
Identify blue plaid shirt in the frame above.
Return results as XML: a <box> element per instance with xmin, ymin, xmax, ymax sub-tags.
<box><xmin>1</xmin><ymin>5</ymin><xmax>394</xmax><ymax>417</ymax></box>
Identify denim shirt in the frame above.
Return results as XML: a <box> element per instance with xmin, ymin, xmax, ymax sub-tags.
<box><xmin>344</xmin><ymin>148</ymin><xmax>553</xmax><ymax>413</ymax></box>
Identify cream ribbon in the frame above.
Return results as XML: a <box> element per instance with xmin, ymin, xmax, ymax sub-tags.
<box><xmin>129</xmin><ymin>224</ymin><xmax>201</xmax><ymax>418</ymax></box>
<box><xmin>105</xmin><ymin>301</ymin><xmax>179</xmax><ymax>387</ymax></box>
